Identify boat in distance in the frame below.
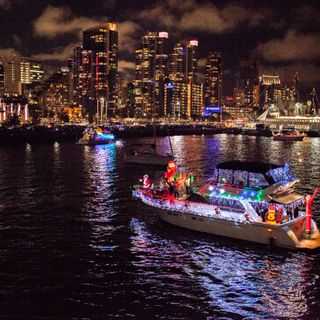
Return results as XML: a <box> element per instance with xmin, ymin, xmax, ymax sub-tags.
<box><xmin>77</xmin><ymin>126</ymin><xmax>115</xmax><ymax>145</ymax></box>
<box><xmin>272</xmin><ymin>128</ymin><xmax>305</xmax><ymax>141</ymax></box>
<box><xmin>133</xmin><ymin>161</ymin><xmax>320</xmax><ymax>250</ymax></box>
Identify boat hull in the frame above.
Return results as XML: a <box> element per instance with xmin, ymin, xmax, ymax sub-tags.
<box><xmin>76</xmin><ymin>138</ymin><xmax>113</xmax><ymax>145</ymax></box>
<box><xmin>125</xmin><ymin>154</ymin><xmax>173</xmax><ymax>166</ymax></box>
<box><xmin>157</xmin><ymin>208</ymin><xmax>310</xmax><ymax>249</ymax></box>
<box><xmin>132</xmin><ymin>188</ymin><xmax>319</xmax><ymax>249</ymax></box>
<box><xmin>273</xmin><ymin>135</ymin><xmax>304</xmax><ymax>141</ymax></box>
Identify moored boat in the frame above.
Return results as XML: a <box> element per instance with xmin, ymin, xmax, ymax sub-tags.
<box><xmin>77</xmin><ymin>126</ymin><xmax>115</xmax><ymax>145</ymax></box>
<box><xmin>132</xmin><ymin>161</ymin><xmax>320</xmax><ymax>250</ymax></box>
<box><xmin>272</xmin><ymin>128</ymin><xmax>305</xmax><ymax>141</ymax></box>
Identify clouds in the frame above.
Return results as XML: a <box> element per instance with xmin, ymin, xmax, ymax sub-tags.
<box><xmin>117</xmin><ymin>21</ymin><xmax>141</xmax><ymax>53</ymax></box>
<box><xmin>33</xmin><ymin>6</ymin><xmax>104</xmax><ymax>39</ymax></box>
<box><xmin>137</xmin><ymin>0</ymin><xmax>272</xmax><ymax>34</ymax></box>
<box><xmin>32</xmin><ymin>42</ymin><xmax>80</xmax><ymax>61</ymax></box>
<box><xmin>0</xmin><ymin>0</ymin><xmax>10</xmax><ymax>10</ymax></box>
<box><xmin>118</xmin><ymin>60</ymin><xmax>135</xmax><ymax>72</ymax></box>
<box><xmin>0</xmin><ymin>48</ymin><xmax>21</xmax><ymax>59</ymax></box>
<box><xmin>256</xmin><ymin>31</ymin><xmax>320</xmax><ymax>62</ymax></box>
<box><xmin>32</xmin><ymin>5</ymin><xmax>140</xmax><ymax>55</ymax></box>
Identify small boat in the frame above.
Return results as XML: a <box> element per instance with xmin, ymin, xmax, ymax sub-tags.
<box><xmin>77</xmin><ymin>126</ymin><xmax>115</xmax><ymax>145</ymax></box>
<box><xmin>272</xmin><ymin>128</ymin><xmax>305</xmax><ymax>141</ymax></box>
<box><xmin>125</xmin><ymin>150</ymin><xmax>173</xmax><ymax>166</ymax></box>
<box><xmin>132</xmin><ymin>161</ymin><xmax>320</xmax><ymax>250</ymax></box>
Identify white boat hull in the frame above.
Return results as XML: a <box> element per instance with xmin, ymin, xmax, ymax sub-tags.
<box><xmin>157</xmin><ymin>208</ymin><xmax>308</xmax><ymax>249</ymax></box>
<box><xmin>133</xmin><ymin>189</ymin><xmax>319</xmax><ymax>250</ymax></box>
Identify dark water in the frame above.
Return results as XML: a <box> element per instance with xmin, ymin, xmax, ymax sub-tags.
<box><xmin>0</xmin><ymin>135</ymin><xmax>320</xmax><ymax>320</ymax></box>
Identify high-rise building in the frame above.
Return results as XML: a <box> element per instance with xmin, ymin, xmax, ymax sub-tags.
<box><xmin>164</xmin><ymin>81</ymin><xmax>203</xmax><ymax>119</ymax></box>
<box><xmin>78</xmin><ymin>23</ymin><xmax>118</xmax><ymax>121</ymax></box>
<box><xmin>0</xmin><ymin>62</ymin><xmax>4</xmax><ymax>96</ymax></box>
<box><xmin>259</xmin><ymin>75</ymin><xmax>282</xmax><ymax>109</ymax></box>
<box><xmin>20</xmin><ymin>59</ymin><xmax>44</xmax><ymax>85</ymax></box>
<box><xmin>169</xmin><ymin>40</ymin><xmax>198</xmax><ymax>83</ymax></box>
<box><xmin>134</xmin><ymin>31</ymin><xmax>169</xmax><ymax>118</ymax></box>
<box><xmin>237</xmin><ymin>60</ymin><xmax>259</xmax><ymax>107</ymax></box>
<box><xmin>205</xmin><ymin>52</ymin><xmax>222</xmax><ymax>106</ymax></box>
<box><xmin>1</xmin><ymin>55</ymin><xmax>21</xmax><ymax>95</ymax></box>
<box><xmin>169</xmin><ymin>42</ymin><xmax>184</xmax><ymax>82</ymax></box>
<box><xmin>186</xmin><ymin>40</ymin><xmax>198</xmax><ymax>83</ymax></box>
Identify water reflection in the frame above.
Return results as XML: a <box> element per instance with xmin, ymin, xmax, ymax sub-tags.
<box><xmin>82</xmin><ymin>144</ymin><xmax>118</xmax><ymax>251</ymax></box>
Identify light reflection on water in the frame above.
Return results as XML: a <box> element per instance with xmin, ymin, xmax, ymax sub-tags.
<box><xmin>0</xmin><ymin>135</ymin><xmax>319</xmax><ymax>319</ymax></box>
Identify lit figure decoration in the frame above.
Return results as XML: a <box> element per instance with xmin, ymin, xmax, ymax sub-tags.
<box><xmin>265</xmin><ymin>205</ymin><xmax>277</xmax><ymax>224</ymax></box>
<box><xmin>305</xmin><ymin>186</ymin><xmax>319</xmax><ymax>235</ymax></box>
<box><xmin>140</xmin><ymin>174</ymin><xmax>151</xmax><ymax>189</ymax></box>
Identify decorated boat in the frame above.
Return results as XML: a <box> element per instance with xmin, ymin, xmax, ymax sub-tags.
<box><xmin>132</xmin><ymin>161</ymin><xmax>320</xmax><ymax>250</ymax></box>
<box><xmin>77</xmin><ymin>126</ymin><xmax>115</xmax><ymax>145</ymax></box>
<box><xmin>272</xmin><ymin>128</ymin><xmax>305</xmax><ymax>141</ymax></box>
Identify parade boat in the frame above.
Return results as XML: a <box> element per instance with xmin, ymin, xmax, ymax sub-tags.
<box><xmin>132</xmin><ymin>161</ymin><xmax>320</xmax><ymax>250</ymax></box>
<box><xmin>272</xmin><ymin>128</ymin><xmax>305</xmax><ymax>141</ymax></box>
<box><xmin>77</xmin><ymin>126</ymin><xmax>115</xmax><ymax>145</ymax></box>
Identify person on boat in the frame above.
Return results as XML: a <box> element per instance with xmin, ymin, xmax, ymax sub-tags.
<box><xmin>305</xmin><ymin>186</ymin><xmax>319</xmax><ymax>235</ymax></box>
<box><xmin>172</xmin><ymin>178</ymin><xmax>179</xmax><ymax>199</ymax></box>
<box><xmin>140</xmin><ymin>174</ymin><xmax>151</xmax><ymax>189</ymax></box>
<box><xmin>185</xmin><ymin>172</ymin><xmax>194</xmax><ymax>195</ymax></box>
<box><xmin>276</xmin><ymin>207</ymin><xmax>283</xmax><ymax>224</ymax></box>
<box><xmin>265</xmin><ymin>205</ymin><xmax>277</xmax><ymax>224</ymax></box>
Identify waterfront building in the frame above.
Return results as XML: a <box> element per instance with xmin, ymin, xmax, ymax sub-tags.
<box><xmin>0</xmin><ymin>62</ymin><xmax>4</xmax><ymax>96</ymax></box>
<box><xmin>42</xmin><ymin>68</ymin><xmax>75</xmax><ymax>118</ymax></box>
<box><xmin>134</xmin><ymin>31</ymin><xmax>169</xmax><ymax>118</ymax></box>
<box><xmin>205</xmin><ymin>51</ymin><xmax>222</xmax><ymax>106</ymax></box>
<box><xmin>75</xmin><ymin>23</ymin><xmax>118</xmax><ymax>122</ymax></box>
<box><xmin>259</xmin><ymin>74</ymin><xmax>282</xmax><ymax>110</ymax></box>
<box><xmin>164</xmin><ymin>81</ymin><xmax>203</xmax><ymax>119</ymax></box>
<box><xmin>236</xmin><ymin>60</ymin><xmax>259</xmax><ymax>108</ymax></box>
<box><xmin>2</xmin><ymin>55</ymin><xmax>21</xmax><ymax>95</ymax></box>
<box><xmin>20</xmin><ymin>59</ymin><xmax>44</xmax><ymax>85</ymax></box>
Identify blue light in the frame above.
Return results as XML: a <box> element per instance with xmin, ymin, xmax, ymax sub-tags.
<box><xmin>167</xmin><ymin>83</ymin><xmax>173</xmax><ymax>89</ymax></box>
<box><xmin>96</xmin><ymin>133</ymin><xmax>115</xmax><ymax>140</ymax></box>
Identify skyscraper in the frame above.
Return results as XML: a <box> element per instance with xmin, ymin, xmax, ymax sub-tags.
<box><xmin>169</xmin><ymin>40</ymin><xmax>198</xmax><ymax>83</ymax></box>
<box><xmin>0</xmin><ymin>62</ymin><xmax>4</xmax><ymax>96</ymax></box>
<box><xmin>20</xmin><ymin>59</ymin><xmax>44</xmax><ymax>85</ymax></box>
<box><xmin>186</xmin><ymin>40</ymin><xmax>198</xmax><ymax>84</ymax></box>
<box><xmin>134</xmin><ymin>32</ymin><xmax>169</xmax><ymax>118</ymax></box>
<box><xmin>79</xmin><ymin>23</ymin><xmax>118</xmax><ymax>121</ymax></box>
<box><xmin>237</xmin><ymin>60</ymin><xmax>259</xmax><ymax>107</ymax></box>
<box><xmin>205</xmin><ymin>52</ymin><xmax>222</xmax><ymax>106</ymax></box>
<box><xmin>259</xmin><ymin>75</ymin><xmax>282</xmax><ymax>110</ymax></box>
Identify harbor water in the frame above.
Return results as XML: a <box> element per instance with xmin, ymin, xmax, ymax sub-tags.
<box><xmin>0</xmin><ymin>134</ymin><xmax>319</xmax><ymax>319</ymax></box>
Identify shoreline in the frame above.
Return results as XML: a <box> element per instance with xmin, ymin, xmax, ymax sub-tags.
<box><xmin>0</xmin><ymin>124</ymin><xmax>318</xmax><ymax>144</ymax></box>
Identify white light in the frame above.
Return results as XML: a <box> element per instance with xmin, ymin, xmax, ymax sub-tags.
<box><xmin>219</xmin><ymin>189</ymin><xmax>225</xmax><ymax>194</ymax></box>
<box><xmin>209</xmin><ymin>186</ymin><xmax>214</xmax><ymax>191</ymax></box>
<box><xmin>189</xmin><ymin>40</ymin><xmax>198</xmax><ymax>46</ymax></box>
<box><xmin>158</xmin><ymin>32</ymin><xmax>168</xmax><ymax>38</ymax></box>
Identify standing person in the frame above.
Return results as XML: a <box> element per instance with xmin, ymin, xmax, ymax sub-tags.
<box><xmin>276</xmin><ymin>208</ymin><xmax>283</xmax><ymax>224</ymax></box>
<box><xmin>173</xmin><ymin>178</ymin><xmax>179</xmax><ymax>199</ymax></box>
<box><xmin>185</xmin><ymin>172</ymin><xmax>194</xmax><ymax>195</ymax></box>
<box><xmin>305</xmin><ymin>186</ymin><xmax>319</xmax><ymax>235</ymax></box>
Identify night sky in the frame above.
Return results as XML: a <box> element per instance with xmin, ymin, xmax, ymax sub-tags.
<box><xmin>0</xmin><ymin>0</ymin><xmax>319</xmax><ymax>95</ymax></box>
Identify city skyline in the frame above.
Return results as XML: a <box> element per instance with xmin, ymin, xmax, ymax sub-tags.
<box><xmin>0</xmin><ymin>0</ymin><xmax>319</xmax><ymax>95</ymax></box>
